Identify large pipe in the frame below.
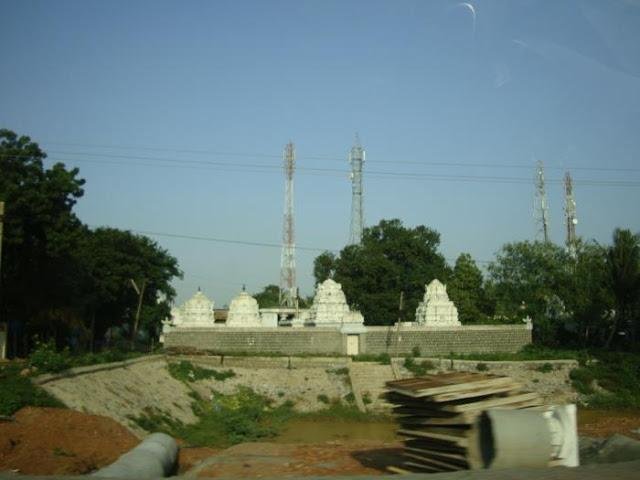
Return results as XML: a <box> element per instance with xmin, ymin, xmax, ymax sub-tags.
<box><xmin>93</xmin><ymin>433</ymin><xmax>178</xmax><ymax>479</ymax></box>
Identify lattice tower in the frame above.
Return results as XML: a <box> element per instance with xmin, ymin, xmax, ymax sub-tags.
<box><xmin>348</xmin><ymin>135</ymin><xmax>365</xmax><ymax>245</ymax></box>
<box><xmin>534</xmin><ymin>160</ymin><xmax>550</xmax><ymax>243</ymax></box>
<box><xmin>564</xmin><ymin>171</ymin><xmax>578</xmax><ymax>256</ymax></box>
<box><xmin>279</xmin><ymin>142</ymin><xmax>297</xmax><ymax>307</ymax></box>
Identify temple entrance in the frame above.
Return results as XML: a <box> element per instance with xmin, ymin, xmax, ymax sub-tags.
<box><xmin>347</xmin><ymin>334</ymin><xmax>360</xmax><ymax>355</ymax></box>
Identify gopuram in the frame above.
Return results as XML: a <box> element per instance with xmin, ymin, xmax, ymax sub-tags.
<box><xmin>415</xmin><ymin>279</ymin><xmax>461</xmax><ymax>327</ymax></box>
<box><xmin>304</xmin><ymin>279</ymin><xmax>365</xmax><ymax>332</ymax></box>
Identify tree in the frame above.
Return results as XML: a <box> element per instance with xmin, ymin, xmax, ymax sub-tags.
<box><xmin>76</xmin><ymin>228</ymin><xmax>181</xmax><ymax>349</ymax></box>
<box><xmin>447</xmin><ymin>253</ymin><xmax>491</xmax><ymax>323</ymax></box>
<box><xmin>253</xmin><ymin>284</ymin><xmax>280</xmax><ymax>308</ymax></box>
<box><xmin>0</xmin><ymin>129</ymin><xmax>86</xmax><ymax>355</ymax></box>
<box><xmin>325</xmin><ymin>219</ymin><xmax>449</xmax><ymax>325</ymax></box>
<box><xmin>488</xmin><ymin>241</ymin><xmax>572</xmax><ymax>345</ymax></box>
<box><xmin>606</xmin><ymin>229</ymin><xmax>640</xmax><ymax>347</ymax></box>
<box><xmin>313</xmin><ymin>251</ymin><xmax>335</xmax><ymax>284</ymax></box>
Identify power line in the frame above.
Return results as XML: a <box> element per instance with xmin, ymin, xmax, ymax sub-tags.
<box><xmin>3</xmin><ymin>152</ymin><xmax>639</xmax><ymax>187</ymax></box>
<box><xmin>36</xmin><ymin>140</ymin><xmax>640</xmax><ymax>173</ymax></box>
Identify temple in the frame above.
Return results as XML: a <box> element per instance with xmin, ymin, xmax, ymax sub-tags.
<box><xmin>304</xmin><ymin>279</ymin><xmax>365</xmax><ymax>332</ymax></box>
<box><xmin>415</xmin><ymin>279</ymin><xmax>461</xmax><ymax>327</ymax></box>
<box><xmin>226</xmin><ymin>290</ymin><xmax>262</xmax><ymax>327</ymax></box>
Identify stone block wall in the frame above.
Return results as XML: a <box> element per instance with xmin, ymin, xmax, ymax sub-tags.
<box><xmin>164</xmin><ymin>324</ymin><xmax>531</xmax><ymax>356</ymax></box>
<box><xmin>362</xmin><ymin>325</ymin><xmax>532</xmax><ymax>355</ymax></box>
<box><xmin>164</xmin><ymin>327</ymin><xmax>345</xmax><ymax>355</ymax></box>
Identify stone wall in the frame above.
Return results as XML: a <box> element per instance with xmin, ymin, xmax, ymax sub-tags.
<box><xmin>362</xmin><ymin>325</ymin><xmax>532</xmax><ymax>355</ymax></box>
<box><xmin>164</xmin><ymin>327</ymin><xmax>345</xmax><ymax>355</ymax></box>
<box><xmin>164</xmin><ymin>324</ymin><xmax>531</xmax><ymax>355</ymax></box>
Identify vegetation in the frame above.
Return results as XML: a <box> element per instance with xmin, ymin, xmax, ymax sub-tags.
<box><xmin>0</xmin><ymin>363</ymin><xmax>65</xmax><ymax>416</ymax></box>
<box><xmin>569</xmin><ymin>352</ymin><xmax>640</xmax><ymax>409</ymax></box>
<box><xmin>314</xmin><ymin>219</ymin><xmax>450</xmax><ymax>325</ymax></box>
<box><xmin>167</xmin><ymin>361</ymin><xmax>235</xmax><ymax>383</ymax></box>
<box><xmin>0</xmin><ymin>129</ymin><xmax>182</xmax><ymax>357</ymax></box>
<box><xmin>475</xmin><ymin>362</ymin><xmax>489</xmax><ymax>372</ymax></box>
<box><xmin>403</xmin><ymin>356</ymin><xmax>435</xmax><ymax>376</ymax></box>
<box><xmin>352</xmin><ymin>352</ymin><xmax>390</xmax><ymax>364</ymax></box>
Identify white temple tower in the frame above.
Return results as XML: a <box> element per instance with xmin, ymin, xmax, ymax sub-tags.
<box><xmin>415</xmin><ymin>279</ymin><xmax>461</xmax><ymax>327</ymax></box>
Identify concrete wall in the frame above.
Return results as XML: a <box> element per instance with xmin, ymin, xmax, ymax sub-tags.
<box><xmin>164</xmin><ymin>324</ymin><xmax>531</xmax><ymax>355</ymax></box>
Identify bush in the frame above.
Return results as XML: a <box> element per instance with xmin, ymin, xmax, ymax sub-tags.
<box><xmin>317</xmin><ymin>394</ymin><xmax>330</xmax><ymax>404</ymax></box>
<box><xmin>411</xmin><ymin>346</ymin><xmax>422</xmax><ymax>357</ymax></box>
<box><xmin>352</xmin><ymin>353</ymin><xmax>390</xmax><ymax>365</ymax></box>
<box><xmin>536</xmin><ymin>363</ymin><xmax>554</xmax><ymax>373</ymax></box>
<box><xmin>0</xmin><ymin>363</ymin><xmax>65</xmax><ymax>416</ymax></box>
<box><xmin>476</xmin><ymin>362</ymin><xmax>489</xmax><ymax>372</ymax></box>
<box><xmin>403</xmin><ymin>356</ymin><xmax>435</xmax><ymax>376</ymax></box>
<box><xmin>28</xmin><ymin>340</ymin><xmax>71</xmax><ymax>373</ymax></box>
<box><xmin>167</xmin><ymin>361</ymin><xmax>235</xmax><ymax>383</ymax></box>
<box><xmin>326</xmin><ymin>367</ymin><xmax>349</xmax><ymax>375</ymax></box>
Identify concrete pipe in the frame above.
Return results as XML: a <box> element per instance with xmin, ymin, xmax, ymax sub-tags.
<box><xmin>93</xmin><ymin>432</ymin><xmax>178</xmax><ymax>479</ymax></box>
<box><xmin>468</xmin><ymin>405</ymin><xmax>579</xmax><ymax>470</ymax></box>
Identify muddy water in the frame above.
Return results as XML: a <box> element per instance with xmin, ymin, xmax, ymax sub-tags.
<box><xmin>274</xmin><ymin>419</ymin><xmax>399</xmax><ymax>443</ymax></box>
<box><xmin>273</xmin><ymin>410</ymin><xmax>640</xmax><ymax>444</ymax></box>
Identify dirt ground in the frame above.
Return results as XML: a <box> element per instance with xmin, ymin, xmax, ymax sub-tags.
<box><xmin>1</xmin><ymin>407</ymin><xmax>639</xmax><ymax>477</ymax></box>
<box><xmin>0</xmin><ymin>407</ymin><xmax>138</xmax><ymax>475</ymax></box>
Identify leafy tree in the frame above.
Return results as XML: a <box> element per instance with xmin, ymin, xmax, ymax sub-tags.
<box><xmin>76</xmin><ymin>228</ymin><xmax>181</xmax><ymax>348</ymax></box>
<box><xmin>253</xmin><ymin>284</ymin><xmax>280</xmax><ymax>308</ymax></box>
<box><xmin>327</xmin><ymin>219</ymin><xmax>449</xmax><ymax>325</ymax></box>
<box><xmin>0</xmin><ymin>129</ymin><xmax>86</xmax><ymax>355</ymax></box>
<box><xmin>605</xmin><ymin>229</ymin><xmax>640</xmax><ymax>347</ymax></box>
<box><xmin>488</xmin><ymin>241</ymin><xmax>572</xmax><ymax>345</ymax></box>
<box><xmin>313</xmin><ymin>251</ymin><xmax>336</xmax><ymax>284</ymax></box>
<box><xmin>447</xmin><ymin>253</ymin><xmax>492</xmax><ymax>323</ymax></box>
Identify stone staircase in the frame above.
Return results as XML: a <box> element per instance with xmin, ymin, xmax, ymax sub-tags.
<box><xmin>348</xmin><ymin>361</ymin><xmax>397</xmax><ymax>412</ymax></box>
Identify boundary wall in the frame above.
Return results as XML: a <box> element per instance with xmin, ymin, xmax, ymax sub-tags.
<box><xmin>164</xmin><ymin>324</ymin><xmax>531</xmax><ymax>356</ymax></box>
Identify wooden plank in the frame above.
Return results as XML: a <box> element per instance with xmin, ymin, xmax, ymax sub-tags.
<box><xmin>385</xmin><ymin>466</ymin><xmax>412</xmax><ymax>475</ymax></box>
<box><xmin>405</xmin><ymin>447</ymin><xmax>469</xmax><ymax>466</ymax></box>
<box><xmin>429</xmin><ymin>383</ymin><xmax>523</xmax><ymax>402</ymax></box>
<box><xmin>398</xmin><ymin>429</ymin><xmax>469</xmax><ymax>447</ymax></box>
<box><xmin>404</xmin><ymin>452</ymin><xmax>465</xmax><ymax>471</ymax></box>
<box><xmin>404</xmin><ymin>460</ymin><xmax>455</xmax><ymax>473</ymax></box>
<box><xmin>404</xmin><ymin>438</ymin><xmax>467</xmax><ymax>454</ymax></box>
<box><xmin>400</xmin><ymin>411</ymin><xmax>477</xmax><ymax>426</ymax></box>
<box><xmin>388</xmin><ymin>376</ymin><xmax>517</xmax><ymax>398</ymax></box>
<box><xmin>441</xmin><ymin>392</ymin><xmax>540</xmax><ymax>412</ymax></box>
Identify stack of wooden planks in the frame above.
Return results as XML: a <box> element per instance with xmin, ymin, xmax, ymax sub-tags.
<box><xmin>385</xmin><ymin>372</ymin><xmax>543</xmax><ymax>474</ymax></box>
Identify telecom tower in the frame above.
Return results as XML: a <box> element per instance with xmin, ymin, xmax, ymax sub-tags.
<box><xmin>348</xmin><ymin>135</ymin><xmax>365</xmax><ymax>245</ymax></box>
<box><xmin>279</xmin><ymin>142</ymin><xmax>297</xmax><ymax>308</ymax></box>
<box><xmin>534</xmin><ymin>160</ymin><xmax>550</xmax><ymax>243</ymax></box>
<box><xmin>564</xmin><ymin>171</ymin><xmax>578</xmax><ymax>255</ymax></box>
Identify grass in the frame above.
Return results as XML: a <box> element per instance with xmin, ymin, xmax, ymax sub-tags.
<box><xmin>326</xmin><ymin>367</ymin><xmax>349</xmax><ymax>375</ymax></box>
<box><xmin>569</xmin><ymin>351</ymin><xmax>640</xmax><ymax>409</ymax></box>
<box><xmin>443</xmin><ymin>344</ymin><xmax>585</xmax><ymax>362</ymax></box>
<box><xmin>297</xmin><ymin>399</ymin><xmax>387</xmax><ymax>422</ymax></box>
<box><xmin>167</xmin><ymin>361</ymin><xmax>235</xmax><ymax>383</ymax></box>
<box><xmin>403</xmin><ymin>356</ymin><xmax>435</xmax><ymax>376</ymax></box>
<box><xmin>0</xmin><ymin>363</ymin><xmax>66</xmax><ymax>416</ymax></box>
<box><xmin>535</xmin><ymin>362</ymin><xmax>554</xmax><ymax>373</ymax></box>
<box><xmin>352</xmin><ymin>353</ymin><xmax>391</xmax><ymax>364</ymax></box>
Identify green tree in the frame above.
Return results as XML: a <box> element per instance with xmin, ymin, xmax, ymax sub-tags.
<box><xmin>253</xmin><ymin>284</ymin><xmax>280</xmax><ymax>308</ymax></box>
<box><xmin>605</xmin><ymin>229</ymin><xmax>640</xmax><ymax>347</ymax></box>
<box><xmin>447</xmin><ymin>253</ymin><xmax>491</xmax><ymax>323</ymax></box>
<box><xmin>328</xmin><ymin>219</ymin><xmax>449</xmax><ymax>325</ymax></box>
<box><xmin>76</xmin><ymin>228</ymin><xmax>181</xmax><ymax>349</ymax></box>
<box><xmin>0</xmin><ymin>129</ymin><xmax>86</xmax><ymax>355</ymax></box>
<box><xmin>488</xmin><ymin>241</ymin><xmax>572</xmax><ymax>345</ymax></box>
<box><xmin>313</xmin><ymin>251</ymin><xmax>336</xmax><ymax>284</ymax></box>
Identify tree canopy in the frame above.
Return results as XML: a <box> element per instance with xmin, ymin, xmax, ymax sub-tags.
<box><xmin>316</xmin><ymin>219</ymin><xmax>450</xmax><ymax>325</ymax></box>
<box><xmin>0</xmin><ymin>129</ymin><xmax>181</xmax><ymax>355</ymax></box>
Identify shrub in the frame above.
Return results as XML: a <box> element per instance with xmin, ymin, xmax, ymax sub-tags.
<box><xmin>536</xmin><ymin>363</ymin><xmax>554</xmax><ymax>373</ymax></box>
<box><xmin>28</xmin><ymin>340</ymin><xmax>71</xmax><ymax>373</ymax></box>
<box><xmin>411</xmin><ymin>346</ymin><xmax>422</xmax><ymax>357</ymax></box>
<box><xmin>326</xmin><ymin>367</ymin><xmax>349</xmax><ymax>375</ymax></box>
<box><xmin>317</xmin><ymin>394</ymin><xmax>330</xmax><ymax>404</ymax></box>
<box><xmin>352</xmin><ymin>353</ymin><xmax>390</xmax><ymax>364</ymax></box>
<box><xmin>475</xmin><ymin>363</ymin><xmax>489</xmax><ymax>372</ymax></box>
<box><xmin>0</xmin><ymin>364</ymin><xmax>65</xmax><ymax>416</ymax></box>
<box><xmin>403</xmin><ymin>357</ymin><xmax>435</xmax><ymax>376</ymax></box>
<box><xmin>362</xmin><ymin>392</ymin><xmax>372</xmax><ymax>405</ymax></box>
<box><xmin>167</xmin><ymin>361</ymin><xmax>235</xmax><ymax>383</ymax></box>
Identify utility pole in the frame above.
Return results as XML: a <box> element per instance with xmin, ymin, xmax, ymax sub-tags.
<box><xmin>279</xmin><ymin>142</ymin><xmax>297</xmax><ymax>308</ymax></box>
<box><xmin>564</xmin><ymin>172</ymin><xmax>578</xmax><ymax>256</ymax></box>
<box><xmin>348</xmin><ymin>135</ymin><xmax>365</xmax><ymax>245</ymax></box>
<box><xmin>130</xmin><ymin>278</ymin><xmax>147</xmax><ymax>348</ymax></box>
<box><xmin>534</xmin><ymin>160</ymin><xmax>550</xmax><ymax>243</ymax></box>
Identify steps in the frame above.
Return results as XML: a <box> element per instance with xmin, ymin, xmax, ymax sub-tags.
<box><xmin>348</xmin><ymin>361</ymin><xmax>397</xmax><ymax>412</ymax></box>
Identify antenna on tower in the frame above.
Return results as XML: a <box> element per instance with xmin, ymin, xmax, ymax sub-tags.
<box><xmin>534</xmin><ymin>160</ymin><xmax>550</xmax><ymax>243</ymax></box>
<box><xmin>564</xmin><ymin>171</ymin><xmax>578</xmax><ymax>256</ymax></box>
<box><xmin>279</xmin><ymin>141</ymin><xmax>297</xmax><ymax>308</ymax></box>
<box><xmin>348</xmin><ymin>134</ymin><xmax>365</xmax><ymax>245</ymax></box>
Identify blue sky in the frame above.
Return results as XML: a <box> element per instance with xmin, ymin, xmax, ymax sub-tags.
<box><xmin>2</xmin><ymin>0</ymin><xmax>639</xmax><ymax>306</ymax></box>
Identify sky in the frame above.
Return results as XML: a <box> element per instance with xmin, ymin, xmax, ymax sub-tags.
<box><xmin>2</xmin><ymin>0</ymin><xmax>640</xmax><ymax>306</ymax></box>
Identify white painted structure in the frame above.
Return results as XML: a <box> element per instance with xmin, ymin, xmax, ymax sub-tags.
<box><xmin>415</xmin><ymin>279</ymin><xmax>461</xmax><ymax>327</ymax></box>
<box><xmin>304</xmin><ymin>279</ymin><xmax>365</xmax><ymax>332</ymax></box>
<box><xmin>169</xmin><ymin>289</ymin><xmax>216</xmax><ymax>328</ymax></box>
<box><xmin>226</xmin><ymin>290</ymin><xmax>262</xmax><ymax>327</ymax></box>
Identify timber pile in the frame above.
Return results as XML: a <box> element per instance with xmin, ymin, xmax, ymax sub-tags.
<box><xmin>385</xmin><ymin>372</ymin><xmax>543</xmax><ymax>474</ymax></box>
